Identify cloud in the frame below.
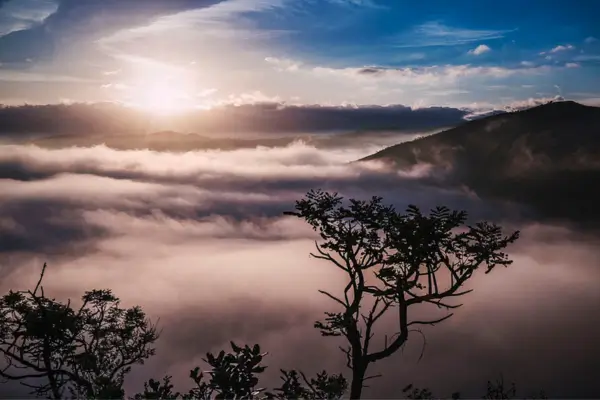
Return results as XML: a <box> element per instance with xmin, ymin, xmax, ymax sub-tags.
<box><xmin>0</xmin><ymin>0</ymin><xmax>223</xmax><ymax>63</ymax></box>
<box><xmin>0</xmin><ymin>0</ymin><xmax>58</xmax><ymax>38</ymax></box>
<box><xmin>565</xmin><ymin>62</ymin><xmax>580</xmax><ymax>68</ymax></box>
<box><xmin>100</xmin><ymin>82</ymin><xmax>128</xmax><ymax>90</ymax></box>
<box><xmin>468</xmin><ymin>44</ymin><xmax>491</xmax><ymax>55</ymax></box>
<box><xmin>0</xmin><ymin>142</ymin><xmax>484</xmax><ymax>259</ymax></box>
<box><xmin>0</xmin><ymin>141</ymin><xmax>599</xmax><ymax>398</ymax></box>
<box><xmin>310</xmin><ymin>63</ymin><xmax>549</xmax><ymax>85</ymax></box>
<box><xmin>0</xmin><ymin>69</ymin><xmax>96</xmax><ymax>83</ymax></box>
<box><xmin>394</xmin><ymin>21</ymin><xmax>514</xmax><ymax>48</ymax></box>
<box><xmin>503</xmin><ymin>95</ymin><xmax>564</xmax><ymax>111</ymax></box>
<box><xmin>97</xmin><ymin>0</ymin><xmax>289</xmax><ymax>47</ymax></box>
<box><xmin>265</xmin><ymin>56</ymin><xmax>303</xmax><ymax>71</ymax></box>
<box><xmin>584</xmin><ymin>36</ymin><xmax>597</xmax><ymax>44</ymax></box>
<box><xmin>548</xmin><ymin>44</ymin><xmax>575</xmax><ymax>53</ymax></box>
<box><xmin>326</xmin><ymin>0</ymin><xmax>386</xmax><ymax>8</ymax></box>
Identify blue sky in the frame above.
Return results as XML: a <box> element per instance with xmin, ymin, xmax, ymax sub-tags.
<box><xmin>0</xmin><ymin>0</ymin><xmax>598</xmax><ymax>111</ymax></box>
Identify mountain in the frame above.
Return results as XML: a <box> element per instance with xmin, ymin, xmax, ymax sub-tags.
<box><xmin>360</xmin><ymin>101</ymin><xmax>600</xmax><ymax>226</ymax></box>
<box><xmin>0</xmin><ymin>102</ymin><xmax>468</xmax><ymax>138</ymax></box>
<box><xmin>27</xmin><ymin>128</ymin><xmax>445</xmax><ymax>152</ymax></box>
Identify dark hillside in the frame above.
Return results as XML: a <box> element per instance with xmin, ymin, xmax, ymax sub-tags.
<box><xmin>360</xmin><ymin>101</ymin><xmax>600</xmax><ymax>225</ymax></box>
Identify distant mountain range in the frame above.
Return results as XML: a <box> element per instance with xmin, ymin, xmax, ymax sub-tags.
<box><xmin>26</xmin><ymin>129</ymin><xmax>444</xmax><ymax>152</ymax></box>
<box><xmin>360</xmin><ymin>101</ymin><xmax>600</xmax><ymax>226</ymax></box>
<box><xmin>0</xmin><ymin>102</ymin><xmax>469</xmax><ymax>138</ymax></box>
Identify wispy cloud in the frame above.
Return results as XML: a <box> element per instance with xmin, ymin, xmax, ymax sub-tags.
<box><xmin>265</xmin><ymin>57</ymin><xmax>303</xmax><ymax>71</ymax></box>
<box><xmin>584</xmin><ymin>36</ymin><xmax>597</xmax><ymax>44</ymax></box>
<box><xmin>98</xmin><ymin>0</ymin><xmax>290</xmax><ymax>46</ymax></box>
<box><xmin>393</xmin><ymin>21</ymin><xmax>514</xmax><ymax>48</ymax></box>
<box><xmin>468</xmin><ymin>44</ymin><xmax>491</xmax><ymax>55</ymax></box>
<box><xmin>0</xmin><ymin>0</ymin><xmax>58</xmax><ymax>37</ymax></box>
<box><xmin>326</xmin><ymin>0</ymin><xmax>387</xmax><ymax>9</ymax></box>
<box><xmin>276</xmin><ymin>61</ymin><xmax>550</xmax><ymax>85</ymax></box>
<box><xmin>542</xmin><ymin>44</ymin><xmax>575</xmax><ymax>54</ymax></box>
<box><xmin>565</xmin><ymin>62</ymin><xmax>580</xmax><ymax>68</ymax></box>
<box><xmin>0</xmin><ymin>69</ymin><xmax>95</xmax><ymax>83</ymax></box>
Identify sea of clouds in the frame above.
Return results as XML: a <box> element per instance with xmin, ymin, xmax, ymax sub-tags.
<box><xmin>0</xmin><ymin>139</ymin><xmax>599</xmax><ymax>398</ymax></box>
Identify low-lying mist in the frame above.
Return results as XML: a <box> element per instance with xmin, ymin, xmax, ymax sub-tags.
<box><xmin>0</xmin><ymin>140</ymin><xmax>598</xmax><ymax>398</ymax></box>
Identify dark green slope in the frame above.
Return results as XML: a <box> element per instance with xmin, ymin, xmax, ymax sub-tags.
<box><xmin>360</xmin><ymin>101</ymin><xmax>600</xmax><ymax>225</ymax></box>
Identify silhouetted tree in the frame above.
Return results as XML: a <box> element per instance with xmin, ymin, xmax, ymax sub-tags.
<box><xmin>135</xmin><ymin>342</ymin><xmax>267</xmax><ymax>400</ymax></box>
<box><xmin>400</xmin><ymin>375</ymin><xmax>547</xmax><ymax>400</ymax></box>
<box><xmin>0</xmin><ymin>263</ymin><xmax>158</xmax><ymax>399</ymax></box>
<box><xmin>482</xmin><ymin>375</ymin><xmax>547</xmax><ymax>400</ymax></box>
<box><xmin>401</xmin><ymin>383</ymin><xmax>435</xmax><ymax>399</ymax></box>
<box><xmin>285</xmin><ymin>189</ymin><xmax>520</xmax><ymax>399</ymax></box>
<box><xmin>266</xmin><ymin>369</ymin><xmax>347</xmax><ymax>399</ymax></box>
<box><xmin>136</xmin><ymin>342</ymin><xmax>347</xmax><ymax>400</ymax></box>
<box><xmin>483</xmin><ymin>375</ymin><xmax>517</xmax><ymax>399</ymax></box>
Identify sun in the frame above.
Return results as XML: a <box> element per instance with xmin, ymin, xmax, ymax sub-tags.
<box><xmin>109</xmin><ymin>59</ymin><xmax>216</xmax><ymax>115</ymax></box>
<box><xmin>133</xmin><ymin>80</ymin><xmax>192</xmax><ymax>114</ymax></box>
<box><xmin>127</xmin><ymin>78</ymin><xmax>195</xmax><ymax>115</ymax></box>
<box><xmin>116</xmin><ymin>61</ymin><xmax>206</xmax><ymax>115</ymax></box>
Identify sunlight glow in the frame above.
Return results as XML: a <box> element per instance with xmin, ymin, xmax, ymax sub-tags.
<box><xmin>130</xmin><ymin>80</ymin><xmax>193</xmax><ymax>115</ymax></box>
<box><xmin>118</xmin><ymin>59</ymin><xmax>211</xmax><ymax>115</ymax></box>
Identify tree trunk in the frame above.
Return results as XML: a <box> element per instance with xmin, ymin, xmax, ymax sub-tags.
<box><xmin>350</xmin><ymin>362</ymin><xmax>367</xmax><ymax>399</ymax></box>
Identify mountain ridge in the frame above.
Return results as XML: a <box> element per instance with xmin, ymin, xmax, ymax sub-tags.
<box><xmin>359</xmin><ymin>100</ymin><xmax>600</xmax><ymax>226</ymax></box>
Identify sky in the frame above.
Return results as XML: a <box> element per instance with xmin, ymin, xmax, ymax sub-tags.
<box><xmin>0</xmin><ymin>0</ymin><xmax>599</xmax><ymax>112</ymax></box>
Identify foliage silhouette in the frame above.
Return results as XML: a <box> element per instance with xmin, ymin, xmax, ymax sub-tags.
<box><xmin>134</xmin><ymin>342</ymin><xmax>269</xmax><ymax>400</ymax></box>
<box><xmin>400</xmin><ymin>375</ymin><xmax>548</xmax><ymax>400</ymax></box>
<box><xmin>0</xmin><ymin>263</ymin><xmax>159</xmax><ymax>399</ymax></box>
<box><xmin>135</xmin><ymin>342</ymin><xmax>347</xmax><ymax>400</ymax></box>
<box><xmin>285</xmin><ymin>189</ymin><xmax>520</xmax><ymax>399</ymax></box>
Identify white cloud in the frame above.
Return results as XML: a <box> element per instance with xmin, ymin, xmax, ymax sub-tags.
<box><xmin>97</xmin><ymin>0</ymin><xmax>290</xmax><ymax>46</ymax></box>
<box><xmin>503</xmin><ymin>95</ymin><xmax>563</xmax><ymax>111</ymax></box>
<box><xmin>394</xmin><ymin>21</ymin><xmax>514</xmax><ymax>48</ymax></box>
<box><xmin>197</xmin><ymin>88</ymin><xmax>218</xmax><ymax>97</ymax></box>
<box><xmin>224</xmin><ymin>90</ymin><xmax>283</xmax><ymax>105</ymax></box>
<box><xmin>584</xmin><ymin>37</ymin><xmax>597</xmax><ymax>44</ymax></box>
<box><xmin>423</xmin><ymin>89</ymin><xmax>470</xmax><ymax>96</ymax></box>
<box><xmin>565</xmin><ymin>62</ymin><xmax>580</xmax><ymax>68</ymax></box>
<box><xmin>101</xmin><ymin>82</ymin><xmax>129</xmax><ymax>90</ymax></box>
<box><xmin>303</xmin><ymin>63</ymin><xmax>549</xmax><ymax>84</ymax></box>
<box><xmin>256</xmin><ymin>55</ymin><xmax>555</xmax><ymax>106</ymax></box>
<box><xmin>0</xmin><ymin>69</ymin><xmax>95</xmax><ymax>83</ymax></box>
<box><xmin>326</xmin><ymin>0</ymin><xmax>386</xmax><ymax>8</ymax></box>
<box><xmin>468</xmin><ymin>44</ymin><xmax>491</xmax><ymax>55</ymax></box>
<box><xmin>265</xmin><ymin>57</ymin><xmax>302</xmax><ymax>71</ymax></box>
<box><xmin>549</xmin><ymin>44</ymin><xmax>575</xmax><ymax>53</ymax></box>
<box><xmin>103</xmin><ymin>69</ymin><xmax>121</xmax><ymax>76</ymax></box>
